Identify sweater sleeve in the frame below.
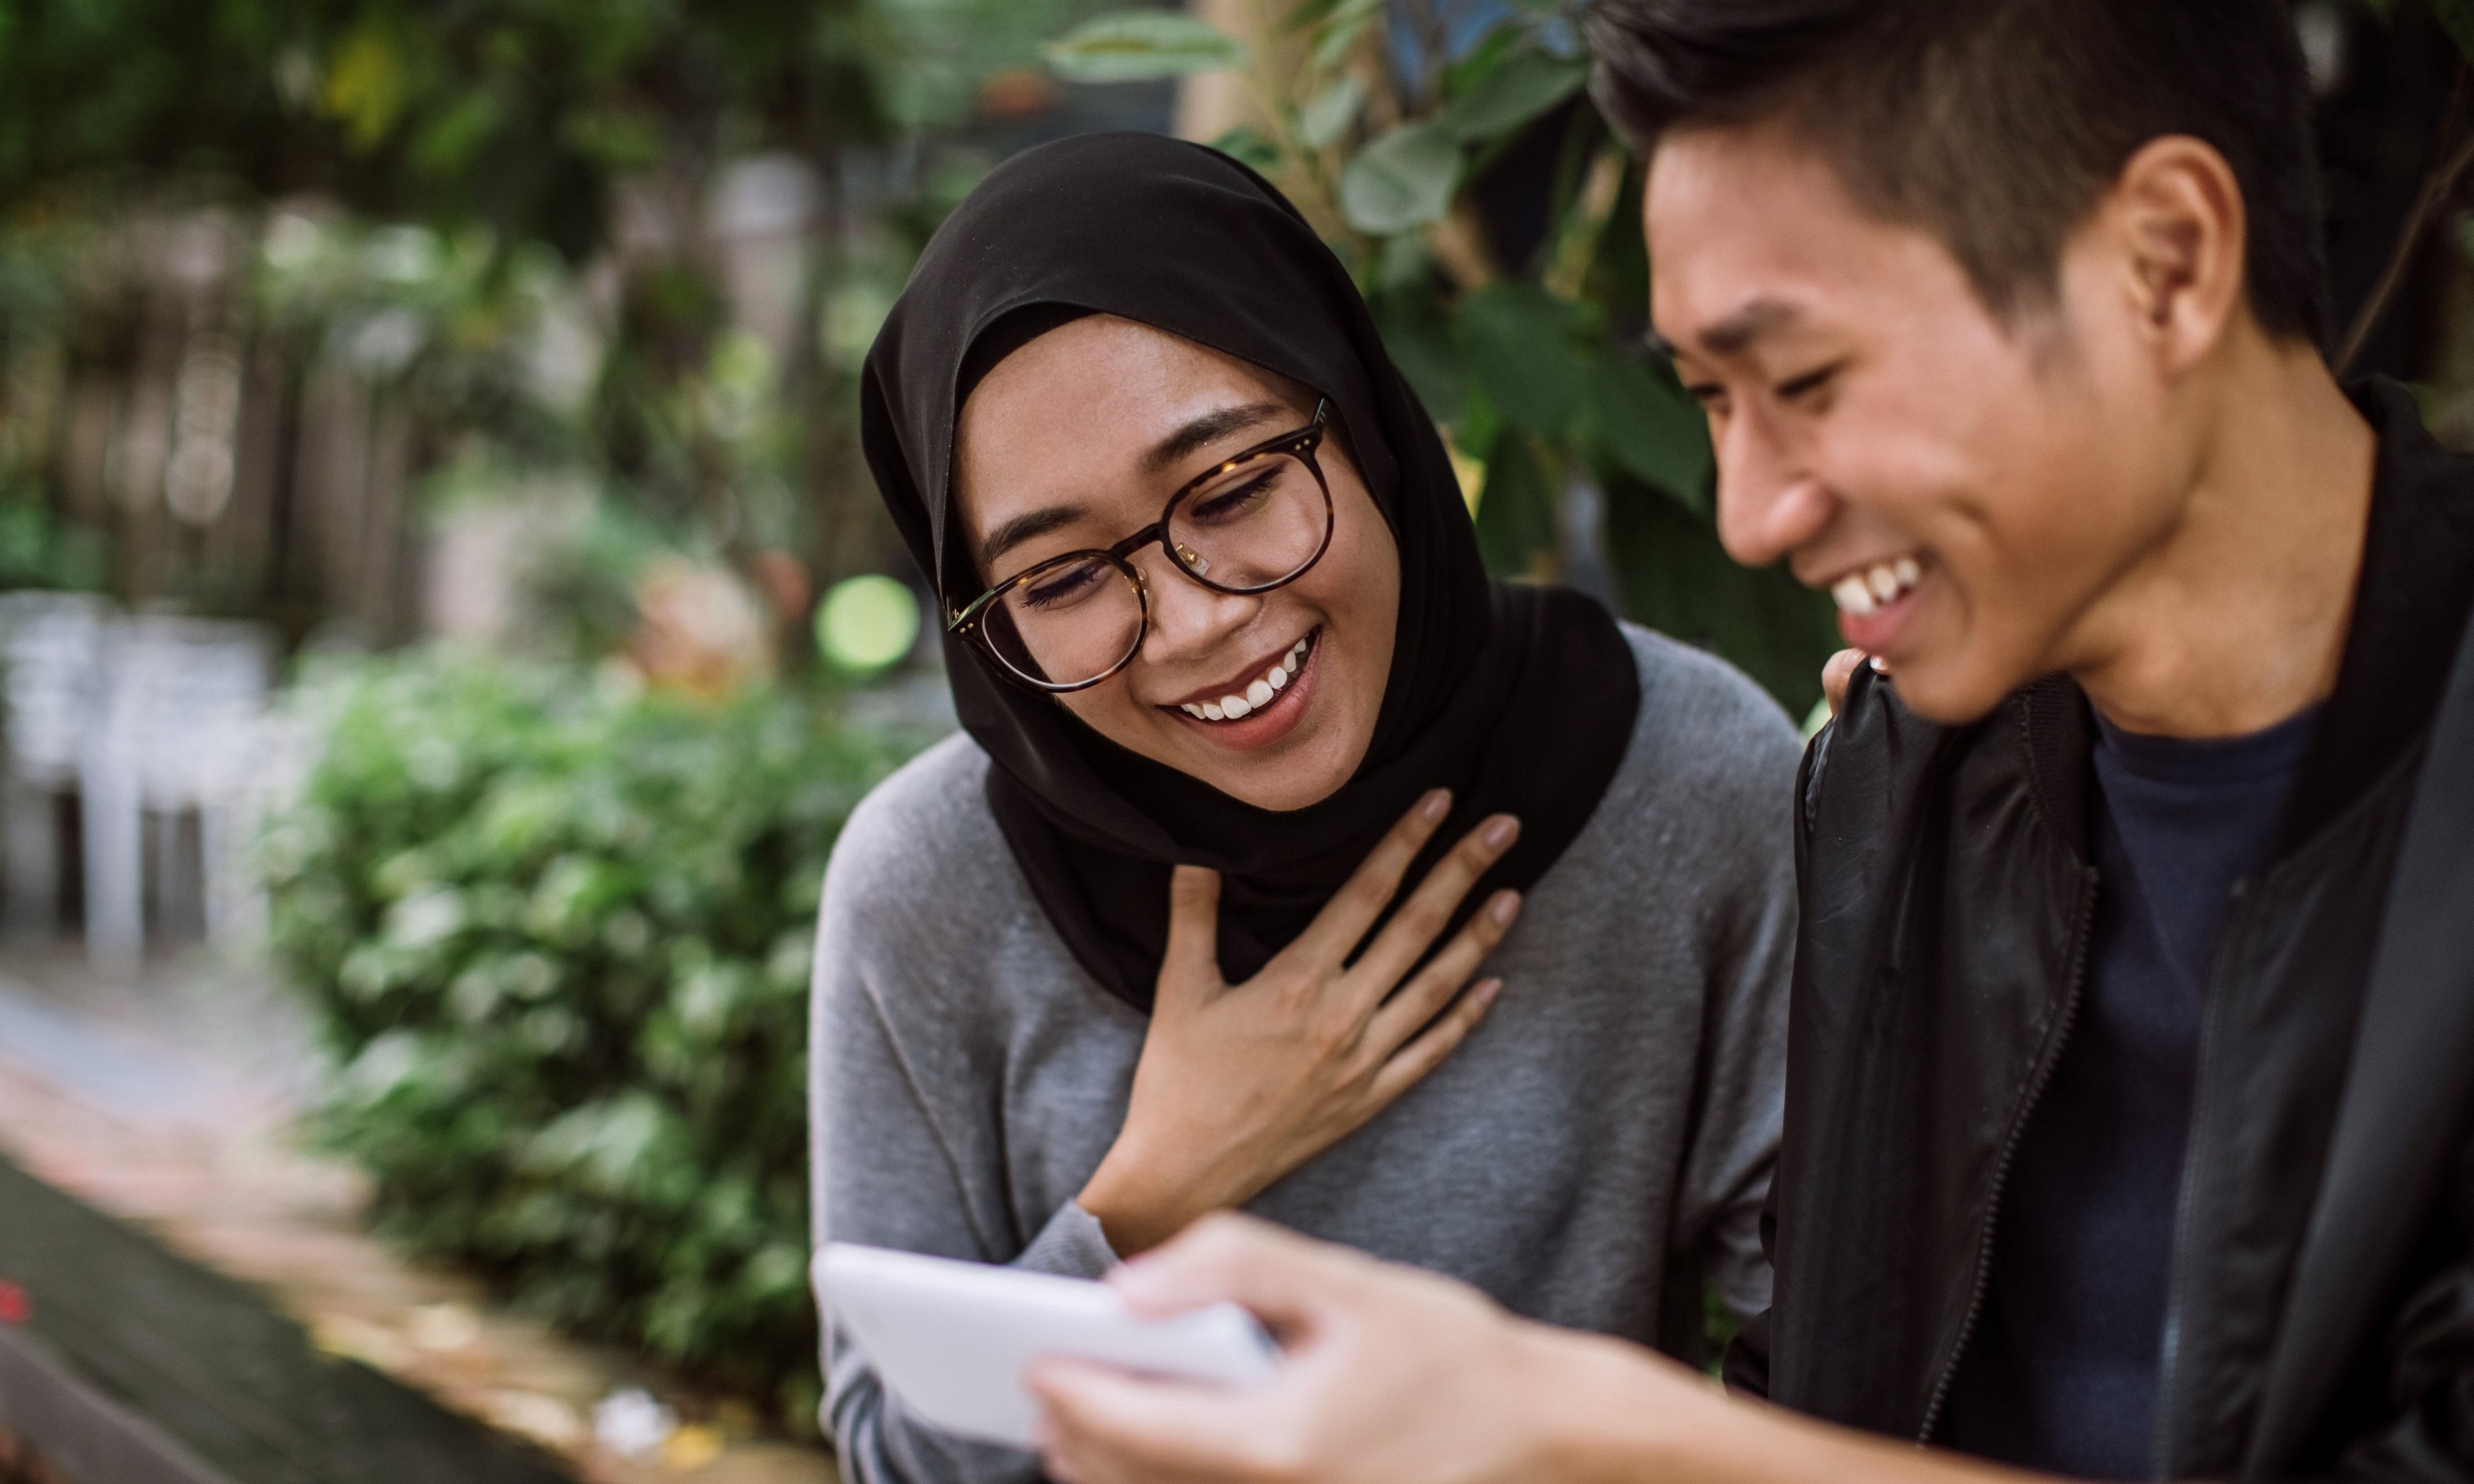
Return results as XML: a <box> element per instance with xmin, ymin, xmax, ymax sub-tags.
<box><xmin>1662</xmin><ymin>665</ymin><xmax>1801</xmax><ymax>1329</ymax></box>
<box><xmin>808</xmin><ymin>793</ymin><xmax>1121</xmax><ymax>1484</ymax></box>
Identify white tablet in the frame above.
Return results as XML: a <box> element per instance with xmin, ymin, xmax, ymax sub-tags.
<box><xmin>815</xmin><ymin>1241</ymin><xmax>1280</xmax><ymax>1450</ymax></box>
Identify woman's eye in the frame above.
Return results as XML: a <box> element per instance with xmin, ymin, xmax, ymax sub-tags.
<box><xmin>1021</xmin><ymin>561</ymin><xmax>1105</xmax><ymax>609</ymax></box>
<box><xmin>1188</xmin><ymin>469</ymin><xmax>1277</xmax><ymax>523</ymax></box>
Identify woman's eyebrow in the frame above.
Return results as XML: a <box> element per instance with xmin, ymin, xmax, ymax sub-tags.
<box><xmin>1141</xmin><ymin>400</ymin><xmax>1290</xmax><ymax>474</ymax></box>
<box><xmin>980</xmin><ymin>505</ymin><xmax>1086</xmax><ymax>570</ymax></box>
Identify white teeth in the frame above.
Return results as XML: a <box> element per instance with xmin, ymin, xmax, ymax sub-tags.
<box><xmin>1833</xmin><ymin>556</ymin><xmax>1923</xmax><ymax>617</ymax></box>
<box><xmin>1181</xmin><ymin>633</ymin><xmax>1316</xmax><ymax>723</ymax></box>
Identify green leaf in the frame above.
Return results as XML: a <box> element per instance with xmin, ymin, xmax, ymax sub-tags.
<box><xmin>1438</xmin><ymin>47</ymin><xmax>1587</xmax><ymax>144</ymax></box>
<box><xmin>1474</xmin><ymin>432</ymin><xmax>1559</xmax><ymax>577</ymax></box>
<box><xmin>1340</xmin><ymin>120</ymin><xmax>1464</xmax><ymax>234</ymax></box>
<box><xmin>1298</xmin><ymin>73</ymin><xmax>1368</xmax><ymax>151</ymax></box>
<box><xmin>1601</xmin><ymin>479</ymin><xmax>1839</xmax><ymax>716</ymax></box>
<box><xmin>2440</xmin><ymin>0</ymin><xmax>2474</xmax><ymax>61</ymax></box>
<box><xmin>1459</xmin><ymin>282</ymin><xmax>1593</xmax><ymax>440</ymax></box>
<box><xmin>1211</xmin><ymin>124</ymin><xmax>1283</xmax><ymax>173</ymax></box>
<box><xmin>1041</xmin><ymin>11</ymin><xmax>1250</xmax><ymax>83</ymax></box>
<box><xmin>1306</xmin><ymin>0</ymin><xmax>1388</xmax><ymax>69</ymax></box>
<box><xmin>1583</xmin><ymin>354</ymin><xmax>1712</xmax><ymax>513</ymax></box>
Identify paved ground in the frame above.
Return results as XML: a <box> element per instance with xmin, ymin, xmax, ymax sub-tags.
<box><xmin>0</xmin><ymin>941</ymin><xmax>838</xmax><ymax>1484</ymax></box>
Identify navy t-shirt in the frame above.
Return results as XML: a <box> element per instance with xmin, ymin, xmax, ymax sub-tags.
<box><xmin>1939</xmin><ymin>704</ymin><xmax>2319</xmax><ymax>1478</ymax></box>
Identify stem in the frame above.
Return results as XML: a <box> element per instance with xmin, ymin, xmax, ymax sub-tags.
<box><xmin>2337</xmin><ymin>64</ymin><xmax>2473</xmax><ymax>376</ymax></box>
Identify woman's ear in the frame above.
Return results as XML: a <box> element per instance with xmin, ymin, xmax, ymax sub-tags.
<box><xmin>2097</xmin><ymin>134</ymin><xmax>2249</xmax><ymax>377</ymax></box>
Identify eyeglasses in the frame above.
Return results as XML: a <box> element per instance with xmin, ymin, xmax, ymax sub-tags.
<box><xmin>946</xmin><ymin>399</ymin><xmax>1335</xmax><ymax>693</ymax></box>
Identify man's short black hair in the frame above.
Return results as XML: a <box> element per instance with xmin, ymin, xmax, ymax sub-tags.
<box><xmin>1587</xmin><ymin>0</ymin><xmax>2330</xmax><ymax>347</ymax></box>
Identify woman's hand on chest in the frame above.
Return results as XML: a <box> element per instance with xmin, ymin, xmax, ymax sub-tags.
<box><xmin>1076</xmin><ymin>790</ymin><xmax>1524</xmax><ymax>1256</ymax></box>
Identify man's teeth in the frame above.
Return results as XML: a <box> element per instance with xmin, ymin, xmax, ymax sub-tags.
<box><xmin>1180</xmin><ymin>635</ymin><xmax>1312</xmax><ymax>722</ymax></box>
<box><xmin>1832</xmin><ymin>556</ymin><xmax>1924</xmax><ymax>617</ymax></box>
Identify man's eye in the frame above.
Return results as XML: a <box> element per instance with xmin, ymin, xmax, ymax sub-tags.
<box><xmin>1685</xmin><ymin>382</ymin><xmax>1726</xmax><ymax>409</ymax></box>
<box><xmin>1776</xmin><ymin>363</ymin><xmax>1841</xmax><ymax>401</ymax></box>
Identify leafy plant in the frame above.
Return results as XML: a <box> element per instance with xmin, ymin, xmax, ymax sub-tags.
<box><xmin>263</xmin><ymin>651</ymin><xmax>937</xmax><ymax>1426</ymax></box>
<box><xmin>1046</xmin><ymin>1</ymin><xmax>1838</xmax><ymax>714</ymax></box>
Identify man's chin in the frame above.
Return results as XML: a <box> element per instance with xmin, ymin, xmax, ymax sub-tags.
<box><xmin>1867</xmin><ymin>654</ymin><xmax>2026</xmax><ymax>726</ymax></box>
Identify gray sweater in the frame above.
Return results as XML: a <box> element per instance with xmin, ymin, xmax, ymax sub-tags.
<box><xmin>809</xmin><ymin>625</ymin><xmax>1802</xmax><ymax>1483</ymax></box>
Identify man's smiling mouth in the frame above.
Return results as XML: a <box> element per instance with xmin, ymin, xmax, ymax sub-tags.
<box><xmin>1170</xmin><ymin>630</ymin><xmax>1316</xmax><ymax>722</ymax></box>
<box><xmin>1829</xmin><ymin>554</ymin><xmax>1922</xmax><ymax>616</ymax></box>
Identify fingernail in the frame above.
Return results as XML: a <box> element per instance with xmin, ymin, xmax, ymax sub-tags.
<box><xmin>1869</xmin><ymin>655</ymin><xmax>1889</xmax><ymax>672</ymax></box>
<box><xmin>1420</xmin><ymin>788</ymin><xmax>1451</xmax><ymax>822</ymax></box>
<box><xmin>1474</xmin><ymin>978</ymin><xmax>1502</xmax><ymax>1006</ymax></box>
<box><xmin>1483</xmin><ymin>815</ymin><xmax>1520</xmax><ymax>852</ymax></box>
<box><xmin>1488</xmin><ymin>891</ymin><xmax>1521</xmax><ymax>926</ymax></box>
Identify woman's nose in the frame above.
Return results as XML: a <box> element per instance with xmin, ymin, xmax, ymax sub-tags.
<box><xmin>1135</xmin><ymin>548</ymin><xmax>1258</xmax><ymax>660</ymax></box>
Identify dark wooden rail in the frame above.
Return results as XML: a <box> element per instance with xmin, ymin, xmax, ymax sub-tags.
<box><xmin>0</xmin><ymin>1155</ymin><xmax>578</xmax><ymax>1484</ymax></box>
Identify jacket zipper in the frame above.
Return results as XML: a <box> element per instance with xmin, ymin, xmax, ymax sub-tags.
<box><xmin>1916</xmin><ymin>865</ymin><xmax>2101</xmax><ymax>1444</ymax></box>
<box><xmin>2148</xmin><ymin>879</ymin><xmax>2250</xmax><ymax>1476</ymax></box>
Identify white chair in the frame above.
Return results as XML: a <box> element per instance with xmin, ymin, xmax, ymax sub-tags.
<box><xmin>0</xmin><ymin>592</ymin><xmax>111</xmax><ymax>939</ymax></box>
<box><xmin>79</xmin><ymin>616</ymin><xmax>277</xmax><ymax>969</ymax></box>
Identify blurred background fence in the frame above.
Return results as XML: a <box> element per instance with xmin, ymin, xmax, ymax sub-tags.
<box><xmin>0</xmin><ymin>0</ymin><xmax>2468</xmax><ymax>1451</ymax></box>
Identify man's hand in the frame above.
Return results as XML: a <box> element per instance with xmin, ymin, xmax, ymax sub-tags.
<box><xmin>1822</xmin><ymin>648</ymin><xmax>1887</xmax><ymax>718</ymax></box>
<box><xmin>1030</xmin><ymin>1214</ymin><xmax>1582</xmax><ymax>1484</ymax></box>
<box><xmin>1030</xmin><ymin>1215</ymin><xmax>2048</xmax><ymax>1484</ymax></box>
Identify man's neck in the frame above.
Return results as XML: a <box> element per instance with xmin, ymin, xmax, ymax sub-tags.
<box><xmin>2065</xmin><ymin>337</ymin><xmax>2379</xmax><ymax>740</ymax></box>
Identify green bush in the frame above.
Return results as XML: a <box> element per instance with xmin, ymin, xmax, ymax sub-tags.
<box><xmin>264</xmin><ymin>651</ymin><xmax>935</xmax><ymax>1427</ymax></box>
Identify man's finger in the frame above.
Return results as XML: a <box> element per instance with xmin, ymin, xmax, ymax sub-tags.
<box><xmin>1159</xmin><ymin>865</ymin><xmax>1224</xmax><ymax>1003</ymax></box>
<box><xmin>1108</xmin><ymin>1211</ymin><xmax>1367</xmax><ymax>1327</ymax></box>
<box><xmin>1032</xmin><ymin>1361</ymin><xmax>1268</xmax><ymax>1484</ymax></box>
<box><xmin>1285</xmin><ymin>789</ymin><xmax>1452</xmax><ymax>969</ymax></box>
<box><xmin>1821</xmin><ymin>648</ymin><xmax>1866</xmax><ymax>717</ymax></box>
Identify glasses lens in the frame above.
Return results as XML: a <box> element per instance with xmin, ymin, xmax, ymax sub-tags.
<box><xmin>1167</xmin><ymin>451</ymin><xmax>1330</xmax><ymax>592</ymax></box>
<box><xmin>985</xmin><ymin>554</ymin><xmax>1144</xmax><ymax>687</ymax></box>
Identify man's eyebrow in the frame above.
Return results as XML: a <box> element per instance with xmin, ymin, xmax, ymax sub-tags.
<box><xmin>978</xmin><ymin>504</ymin><xmax>1087</xmax><ymax>572</ymax></box>
<box><xmin>1140</xmin><ymin>401</ymin><xmax>1290</xmax><ymax>476</ymax></box>
<box><xmin>1696</xmin><ymin>297</ymin><xmax>1803</xmax><ymax>358</ymax></box>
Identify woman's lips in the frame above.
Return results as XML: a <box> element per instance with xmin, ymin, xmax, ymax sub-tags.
<box><xmin>1162</xmin><ymin>630</ymin><xmax>1319</xmax><ymax>752</ymax></box>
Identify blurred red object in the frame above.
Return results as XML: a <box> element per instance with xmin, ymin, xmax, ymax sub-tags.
<box><xmin>0</xmin><ymin>1279</ymin><xmax>28</xmax><ymax>1325</ymax></box>
<box><xmin>979</xmin><ymin>67</ymin><xmax>1056</xmax><ymax>119</ymax></box>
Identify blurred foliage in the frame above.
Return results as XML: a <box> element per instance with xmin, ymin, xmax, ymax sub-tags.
<box><xmin>0</xmin><ymin>0</ymin><xmax>1112</xmax><ymax>632</ymax></box>
<box><xmin>263</xmin><ymin>651</ymin><xmax>936</xmax><ymax>1426</ymax></box>
<box><xmin>1049</xmin><ymin>1</ymin><xmax>1839</xmax><ymax>714</ymax></box>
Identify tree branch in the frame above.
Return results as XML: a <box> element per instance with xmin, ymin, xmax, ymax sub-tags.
<box><xmin>2337</xmin><ymin>64</ymin><xmax>2473</xmax><ymax>376</ymax></box>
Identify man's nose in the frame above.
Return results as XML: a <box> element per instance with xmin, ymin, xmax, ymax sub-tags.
<box><xmin>1712</xmin><ymin>412</ymin><xmax>1835</xmax><ymax>570</ymax></box>
<box><xmin>1136</xmin><ymin>548</ymin><xmax>1258</xmax><ymax>660</ymax></box>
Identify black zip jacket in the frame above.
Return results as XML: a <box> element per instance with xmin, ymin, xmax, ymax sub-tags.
<box><xmin>1724</xmin><ymin>382</ymin><xmax>2474</xmax><ymax>1480</ymax></box>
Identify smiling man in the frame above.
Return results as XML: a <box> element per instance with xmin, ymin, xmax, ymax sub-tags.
<box><xmin>1025</xmin><ymin>1</ymin><xmax>2474</xmax><ymax>1481</ymax></box>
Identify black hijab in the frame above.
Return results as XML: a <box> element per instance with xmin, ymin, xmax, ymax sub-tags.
<box><xmin>860</xmin><ymin>132</ymin><xmax>1641</xmax><ymax>1010</ymax></box>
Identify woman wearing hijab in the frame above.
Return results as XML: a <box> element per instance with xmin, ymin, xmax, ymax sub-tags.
<box><xmin>810</xmin><ymin>132</ymin><xmax>1799</xmax><ymax>1483</ymax></box>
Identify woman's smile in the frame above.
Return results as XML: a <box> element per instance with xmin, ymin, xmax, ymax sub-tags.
<box><xmin>1159</xmin><ymin>628</ymin><xmax>1320</xmax><ymax>751</ymax></box>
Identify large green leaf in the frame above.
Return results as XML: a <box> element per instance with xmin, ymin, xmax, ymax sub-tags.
<box><xmin>1438</xmin><ymin>47</ymin><xmax>1588</xmax><ymax>144</ymax></box>
<box><xmin>1041</xmin><ymin>10</ymin><xmax>1249</xmax><ymax>83</ymax></box>
<box><xmin>1601</xmin><ymin>479</ymin><xmax>1839</xmax><ymax>714</ymax></box>
<box><xmin>1340</xmin><ymin>120</ymin><xmax>1464</xmax><ymax>234</ymax></box>
<box><xmin>2441</xmin><ymin>0</ymin><xmax>2474</xmax><ymax>60</ymax></box>
<box><xmin>1475</xmin><ymin>432</ymin><xmax>1560</xmax><ymax>577</ymax></box>
<box><xmin>1584</xmin><ymin>354</ymin><xmax>1712</xmax><ymax>513</ymax></box>
<box><xmin>1297</xmin><ymin>73</ymin><xmax>1368</xmax><ymax>150</ymax></box>
<box><xmin>1459</xmin><ymin>282</ymin><xmax>1592</xmax><ymax>441</ymax></box>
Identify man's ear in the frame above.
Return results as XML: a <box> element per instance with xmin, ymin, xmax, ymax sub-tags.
<box><xmin>2095</xmin><ymin>135</ymin><xmax>2250</xmax><ymax>376</ymax></box>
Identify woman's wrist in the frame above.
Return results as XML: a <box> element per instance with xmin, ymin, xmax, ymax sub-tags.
<box><xmin>1076</xmin><ymin>1137</ymin><xmax>1221</xmax><ymax>1256</ymax></box>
